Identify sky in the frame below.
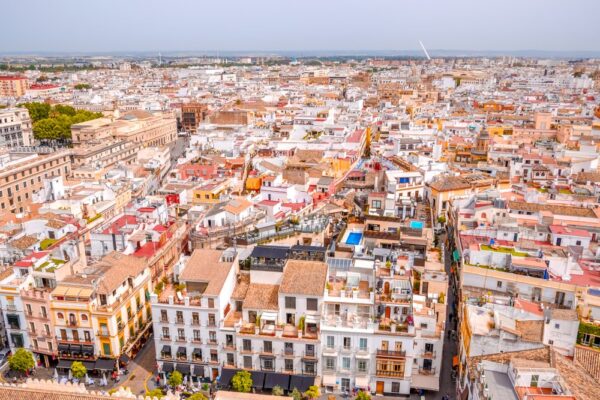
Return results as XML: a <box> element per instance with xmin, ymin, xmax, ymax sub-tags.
<box><xmin>2</xmin><ymin>0</ymin><xmax>600</xmax><ymax>54</ymax></box>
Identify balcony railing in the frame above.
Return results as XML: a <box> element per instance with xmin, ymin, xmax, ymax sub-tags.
<box><xmin>418</xmin><ymin>367</ymin><xmax>436</xmax><ymax>375</ymax></box>
<box><xmin>303</xmin><ymin>350</ymin><xmax>316</xmax><ymax>358</ymax></box>
<box><xmin>377</xmin><ymin>349</ymin><xmax>406</xmax><ymax>357</ymax></box>
<box><xmin>421</xmin><ymin>351</ymin><xmax>436</xmax><ymax>358</ymax></box>
<box><xmin>376</xmin><ymin>370</ymin><xmax>405</xmax><ymax>377</ymax></box>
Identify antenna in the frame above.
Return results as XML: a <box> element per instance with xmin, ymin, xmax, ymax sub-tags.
<box><xmin>419</xmin><ymin>40</ymin><xmax>431</xmax><ymax>60</ymax></box>
<box><xmin>158</xmin><ymin>52</ymin><xmax>162</xmax><ymax>66</ymax></box>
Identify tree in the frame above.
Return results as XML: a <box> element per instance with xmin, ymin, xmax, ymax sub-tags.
<box><xmin>272</xmin><ymin>385</ymin><xmax>285</xmax><ymax>396</ymax></box>
<box><xmin>304</xmin><ymin>385</ymin><xmax>320</xmax><ymax>399</ymax></box>
<box><xmin>290</xmin><ymin>388</ymin><xmax>302</xmax><ymax>400</ymax></box>
<box><xmin>145</xmin><ymin>388</ymin><xmax>164</xmax><ymax>398</ymax></box>
<box><xmin>71</xmin><ymin>361</ymin><xmax>87</xmax><ymax>379</ymax></box>
<box><xmin>19</xmin><ymin>102</ymin><xmax>51</xmax><ymax>122</ymax></box>
<box><xmin>187</xmin><ymin>394</ymin><xmax>207</xmax><ymax>400</ymax></box>
<box><xmin>168</xmin><ymin>370</ymin><xmax>183</xmax><ymax>387</ymax></box>
<box><xmin>356</xmin><ymin>390</ymin><xmax>371</xmax><ymax>400</ymax></box>
<box><xmin>53</xmin><ymin>104</ymin><xmax>77</xmax><ymax>116</ymax></box>
<box><xmin>231</xmin><ymin>370</ymin><xmax>252</xmax><ymax>393</ymax></box>
<box><xmin>74</xmin><ymin>83</ymin><xmax>91</xmax><ymax>90</ymax></box>
<box><xmin>8</xmin><ymin>348</ymin><xmax>35</xmax><ymax>374</ymax></box>
<box><xmin>437</xmin><ymin>216</ymin><xmax>446</xmax><ymax>224</ymax></box>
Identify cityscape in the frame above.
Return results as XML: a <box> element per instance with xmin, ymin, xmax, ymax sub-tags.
<box><xmin>1</xmin><ymin>1</ymin><xmax>600</xmax><ymax>400</ymax></box>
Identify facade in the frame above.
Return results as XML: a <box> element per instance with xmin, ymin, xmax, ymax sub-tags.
<box><xmin>0</xmin><ymin>150</ymin><xmax>72</xmax><ymax>213</ymax></box>
<box><xmin>0</xmin><ymin>107</ymin><xmax>33</xmax><ymax>147</ymax></box>
<box><xmin>181</xmin><ymin>103</ymin><xmax>209</xmax><ymax>133</ymax></box>
<box><xmin>0</xmin><ymin>75</ymin><xmax>28</xmax><ymax>97</ymax></box>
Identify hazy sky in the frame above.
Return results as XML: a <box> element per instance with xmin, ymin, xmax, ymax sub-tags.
<box><xmin>2</xmin><ymin>0</ymin><xmax>600</xmax><ymax>53</ymax></box>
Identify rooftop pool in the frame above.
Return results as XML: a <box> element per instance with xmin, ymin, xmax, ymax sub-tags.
<box><xmin>345</xmin><ymin>231</ymin><xmax>363</xmax><ymax>245</ymax></box>
<box><xmin>409</xmin><ymin>220</ymin><xmax>424</xmax><ymax>229</ymax></box>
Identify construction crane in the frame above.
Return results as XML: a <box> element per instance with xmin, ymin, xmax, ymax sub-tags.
<box><xmin>419</xmin><ymin>40</ymin><xmax>431</xmax><ymax>60</ymax></box>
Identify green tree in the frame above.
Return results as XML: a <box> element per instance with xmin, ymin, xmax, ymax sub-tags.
<box><xmin>145</xmin><ymin>388</ymin><xmax>164</xmax><ymax>398</ymax></box>
<box><xmin>187</xmin><ymin>394</ymin><xmax>208</xmax><ymax>400</ymax></box>
<box><xmin>8</xmin><ymin>348</ymin><xmax>35</xmax><ymax>374</ymax></box>
<box><xmin>231</xmin><ymin>370</ymin><xmax>252</xmax><ymax>393</ymax></box>
<box><xmin>272</xmin><ymin>385</ymin><xmax>285</xmax><ymax>396</ymax></box>
<box><xmin>74</xmin><ymin>83</ymin><xmax>91</xmax><ymax>90</ymax></box>
<box><xmin>71</xmin><ymin>361</ymin><xmax>87</xmax><ymax>379</ymax></box>
<box><xmin>53</xmin><ymin>104</ymin><xmax>77</xmax><ymax>116</ymax></box>
<box><xmin>304</xmin><ymin>385</ymin><xmax>320</xmax><ymax>399</ymax></box>
<box><xmin>168</xmin><ymin>370</ymin><xmax>183</xmax><ymax>387</ymax></box>
<box><xmin>356</xmin><ymin>390</ymin><xmax>371</xmax><ymax>400</ymax></box>
<box><xmin>290</xmin><ymin>388</ymin><xmax>302</xmax><ymax>400</ymax></box>
<box><xmin>19</xmin><ymin>102</ymin><xmax>51</xmax><ymax>122</ymax></box>
<box><xmin>437</xmin><ymin>216</ymin><xmax>446</xmax><ymax>224</ymax></box>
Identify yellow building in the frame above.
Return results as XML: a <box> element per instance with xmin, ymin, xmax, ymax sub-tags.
<box><xmin>192</xmin><ymin>180</ymin><xmax>229</xmax><ymax>205</ymax></box>
<box><xmin>50</xmin><ymin>252</ymin><xmax>153</xmax><ymax>365</ymax></box>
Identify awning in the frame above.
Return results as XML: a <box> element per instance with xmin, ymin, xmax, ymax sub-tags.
<box><xmin>355</xmin><ymin>376</ymin><xmax>369</xmax><ymax>389</ymax></box>
<box><xmin>264</xmin><ymin>372</ymin><xmax>290</xmax><ymax>390</ymax></box>
<box><xmin>453</xmin><ymin>356</ymin><xmax>459</xmax><ymax>367</ymax></box>
<box><xmin>322</xmin><ymin>375</ymin><xmax>337</xmax><ymax>386</ymax></box>
<box><xmin>69</xmin><ymin>344</ymin><xmax>82</xmax><ymax>354</ymax></box>
<box><xmin>176</xmin><ymin>363</ymin><xmax>191</xmax><ymax>375</ymax></box>
<box><xmin>219</xmin><ymin>368</ymin><xmax>238</xmax><ymax>386</ymax></box>
<box><xmin>58</xmin><ymin>343</ymin><xmax>70</xmax><ymax>353</ymax></box>
<box><xmin>162</xmin><ymin>362</ymin><xmax>174</xmax><ymax>373</ymax></box>
<box><xmin>119</xmin><ymin>354</ymin><xmax>131</xmax><ymax>364</ymax></box>
<box><xmin>82</xmin><ymin>361</ymin><xmax>95</xmax><ymax>371</ymax></box>
<box><xmin>94</xmin><ymin>358</ymin><xmax>115</xmax><ymax>371</ymax></box>
<box><xmin>289</xmin><ymin>375</ymin><xmax>314</xmax><ymax>392</ymax></box>
<box><xmin>261</xmin><ymin>311</ymin><xmax>277</xmax><ymax>322</ymax></box>
<box><xmin>56</xmin><ymin>359</ymin><xmax>72</xmax><ymax>369</ymax></box>
<box><xmin>177</xmin><ymin>346</ymin><xmax>187</xmax><ymax>356</ymax></box>
<box><xmin>161</xmin><ymin>345</ymin><xmax>171</xmax><ymax>354</ymax></box>
<box><xmin>250</xmin><ymin>371</ymin><xmax>265</xmax><ymax>388</ymax></box>
<box><xmin>192</xmin><ymin>348</ymin><xmax>202</xmax><ymax>357</ymax></box>
<box><xmin>305</xmin><ymin>314</ymin><xmax>319</xmax><ymax>324</ymax></box>
<box><xmin>192</xmin><ymin>365</ymin><xmax>204</xmax><ymax>377</ymax></box>
<box><xmin>82</xmin><ymin>345</ymin><xmax>94</xmax><ymax>355</ymax></box>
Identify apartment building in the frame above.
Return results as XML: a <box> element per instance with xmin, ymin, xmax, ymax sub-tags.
<box><xmin>0</xmin><ymin>75</ymin><xmax>28</xmax><ymax>97</ymax></box>
<box><xmin>181</xmin><ymin>103</ymin><xmax>209</xmax><ymax>133</ymax></box>
<box><xmin>151</xmin><ymin>248</ymin><xmax>238</xmax><ymax>381</ymax></box>
<box><xmin>71</xmin><ymin>110</ymin><xmax>177</xmax><ymax>149</ymax></box>
<box><xmin>50</xmin><ymin>252</ymin><xmax>153</xmax><ymax>372</ymax></box>
<box><xmin>0</xmin><ymin>149</ymin><xmax>72</xmax><ymax>213</ymax></box>
<box><xmin>0</xmin><ymin>107</ymin><xmax>33</xmax><ymax>147</ymax></box>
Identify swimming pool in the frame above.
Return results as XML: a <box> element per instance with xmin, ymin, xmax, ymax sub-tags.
<box><xmin>409</xmin><ymin>221</ymin><xmax>424</xmax><ymax>229</ymax></box>
<box><xmin>345</xmin><ymin>232</ymin><xmax>363</xmax><ymax>245</ymax></box>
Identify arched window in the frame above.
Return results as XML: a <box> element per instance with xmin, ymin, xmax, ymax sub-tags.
<box><xmin>57</xmin><ymin>312</ymin><xmax>64</xmax><ymax>319</ymax></box>
<box><xmin>81</xmin><ymin>314</ymin><xmax>89</xmax><ymax>321</ymax></box>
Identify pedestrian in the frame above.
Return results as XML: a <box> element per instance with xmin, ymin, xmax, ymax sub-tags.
<box><xmin>156</xmin><ymin>374</ymin><xmax>160</xmax><ymax>386</ymax></box>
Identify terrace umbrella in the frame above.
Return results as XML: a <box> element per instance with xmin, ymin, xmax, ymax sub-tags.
<box><xmin>183</xmin><ymin>375</ymin><xmax>188</xmax><ymax>386</ymax></box>
<box><xmin>68</xmin><ymin>369</ymin><xmax>72</xmax><ymax>380</ymax></box>
<box><xmin>53</xmin><ymin>368</ymin><xmax>59</xmax><ymax>380</ymax></box>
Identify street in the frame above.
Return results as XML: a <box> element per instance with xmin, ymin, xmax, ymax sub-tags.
<box><xmin>120</xmin><ymin>338</ymin><xmax>157</xmax><ymax>395</ymax></box>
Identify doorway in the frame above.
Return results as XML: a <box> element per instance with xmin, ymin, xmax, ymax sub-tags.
<box><xmin>376</xmin><ymin>381</ymin><xmax>384</xmax><ymax>394</ymax></box>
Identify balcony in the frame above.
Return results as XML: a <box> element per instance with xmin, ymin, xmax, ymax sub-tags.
<box><xmin>223</xmin><ymin>343</ymin><xmax>236</xmax><ymax>350</ymax></box>
<box><xmin>421</xmin><ymin>351</ymin><xmax>436</xmax><ymax>359</ymax></box>
<box><xmin>340</xmin><ymin>346</ymin><xmax>353</xmax><ymax>354</ymax></box>
<box><xmin>161</xmin><ymin>335</ymin><xmax>171</xmax><ymax>341</ymax></box>
<box><xmin>192</xmin><ymin>337</ymin><xmax>202</xmax><ymax>344</ymax></box>
<box><xmin>302</xmin><ymin>350</ymin><xmax>316</xmax><ymax>359</ymax></box>
<box><xmin>207</xmin><ymin>338</ymin><xmax>218</xmax><ymax>345</ymax></box>
<box><xmin>282</xmin><ymin>348</ymin><xmax>295</xmax><ymax>357</ymax></box>
<box><xmin>175</xmin><ymin>318</ymin><xmax>185</xmax><ymax>325</ymax></box>
<box><xmin>97</xmin><ymin>329</ymin><xmax>110</xmax><ymax>337</ymax></box>
<box><xmin>322</xmin><ymin>346</ymin><xmax>338</xmax><ymax>355</ymax></box>
<box><xmin>260</xmin><ymin>347</ymin><xmax>274</xmax><ymax>355</ymax></box>
<box><xmin>240</xmin><ymin>347</ymin><xmax>253</xmax><ymax>354</ymax></box>
<box><xmin>117</xmin><ymin>321</ymin><xmax>125</xmax><ymax>330</ymax></box>
<box><xmin>160</xmin><ymin>318</ymin><xmax>170</xmax><ymax>324</ymax></box>
<box><xmin>418</xmin><ymin>367</ymin><xmax>436</xmax><ymax>375</ymax></box>
<box><xmin>376</xmin><ymin>349</ymin><xmax>406</xmax><ymax>358</ymax></box>
<box><xmin>175</xmin><ymin>336</ymin><xmax>187</xmax><ymax>342</ymax></box>
<box><xmin>376</xmin><ymin>369</ymin><xmax>405</xmax><ymax>378</ymax></box>
<box><xmin>191</xmin><ymin>319</ymin><xmax>201</xmax><ymax>326</ymax></box>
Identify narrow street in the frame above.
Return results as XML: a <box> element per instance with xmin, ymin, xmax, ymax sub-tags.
<box><xmin>435</xmin><ymin>234</ymin><xmax>458</xmax><ymax>400</ymax></box>
<box><xmin>120</xmin><ymin>338</ymin><xmax>156</xmax><ymax>395</ymax></box>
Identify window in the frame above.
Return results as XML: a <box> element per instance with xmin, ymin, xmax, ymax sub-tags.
<box><xmin>161</xmin><ymin>310</ymin><xmax>168</xmax><ymax>322</ymax></box>
<box><xmin>209</xmin><ymin>331</ymin><xmax>217</xmax><ymax>343</ymax></box>
<box><xmin>57</xmin><ymin>312</ymin><xmax>64</xmax><ymax>319</ymax></box>
<box><xmin>81</xmin><ymin>314</ymin><xmax>88</xmax><ymax>321</ymax></box>
<box><xmin>342</xmin><ymin>357</ymin><xmax>351</xmax><ymax>370</ymax></box>
<box><xmin>264</xmin><ymin>341</ymin><xmax>272</xmax><ymax>353</ymax></box>
<box><xmin>208</xmin><ymin>298</ymin><xmax>214</xmax><ymax>308</ymax></box>
<box><xmin>192</xmin><ymin>312</ymin><xmax>199</xmax><ymax>325</ymax></box>
<box><xmin>284</xmin><ymin>342</ymin><xmax>294</xmax><ymax>355</ymax></box>
<box><xmin>178</xmin><ymin>328</ymin><xmax>185</xmax><ymax>340</ymax></box>
<box><xmin>243</xmin><ymin>356</ymin><xmax>252</xmax><ymax>369</ymax></box>
<box><xmin>326</xmin><ymin>336</ymin><xmax>334</xmax><ymax>349</ymax></box>
<box><xmin>306</xmin><ymin>298</ymin><xmax>318</xmax><ymax>311</ymax></box>
<box><xmin>285</xmin><ymin>359</ymin><xmax>294</xmax><ymax>371</ymax></box>
<box><xmin>162</xmin><ymin>327</ymin><xmax>170</xmax><ymax>339</ymax></box>
<box><xmin>210</xmin><ymin>349</ymin><xmax>218</xmax><ymax>362</ymax></box>
<box><xmin>497</xmin><ymin>281</ymin><xmax>503</xmax><ymax>288</ymax></box>
<box><xmin>372</xmin><ymin>200</ymin><xmax>382</xmax><ymax>209</ymax></box>
<box><xmin>193</xmin><ymin>330</ymin><xmax>201</xmax><ymax>341</ymax></box>
<box><xmin>325</xmin><ymin>357</ymin><xmax>335</xmax><ymax>371</ymax></box>
<box><xmin>359</xmin><ymin>338</ymin><xmax>368</xmax><ymax>350</ymax></box>
<box><xmin>84</xmin><ymin>331</ymin><xmax>91</xmax><ymax>341</ymax></box>
<box><xmin>343</xmin><ymin>337</ymin><xmax>351</xmax><ymax>349</ymax></box>
<box><xmin>285</xmin><ymin>296</ymin><xmax>296</xmax><ymax>309</ymax></box>
<box><xmin>261</xmin><ymin>358</ymin><xmax>274</xmax><ymax>371</ymax></box>
<box><xmin>531</xmin><ymin>375</ymin><xmax>539</xmax><ymax>388</ymax></box>
<box><xmin>357</xmin><ymin>360</ymin><xmax>367</xmax><ymax>373</ymax></box>
<box><xmin>554</xmin><ymin>323</ymin><xmax>560</xmax><ymax>329</ymax></box>
<box><xmin>208</xmin><ymin>313</ymin><xmax>216</xmax><ymax>326</ymax></box>
<box><xmin>391</xmin><ymin>382</ymin><xmax>400</xmax><ymax>393</ymax></box>
<box><xmin>243</xmin><ymin>339</ymin><xmax>252</xmax><ymax>352</ymax></box>
<box><xmin>176</xmin><ymin>311</ymin><xmax>183</xmax><ymax>323</ymax></box>
<box><xmin>305</xmin><ymin>344</ymin><xmax>315</xmax><ymax>357</ymax></box>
